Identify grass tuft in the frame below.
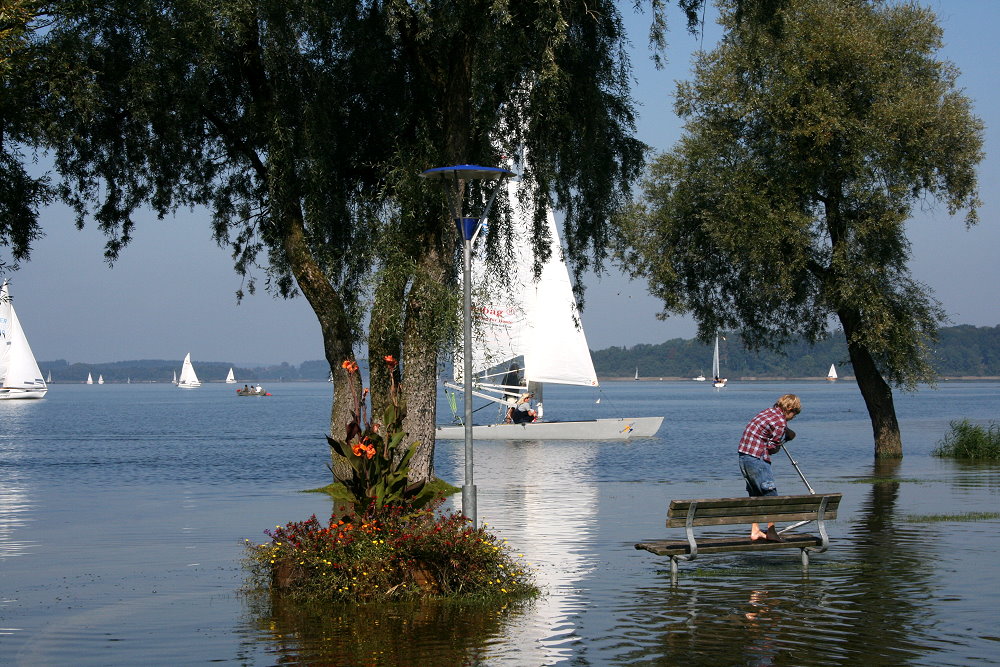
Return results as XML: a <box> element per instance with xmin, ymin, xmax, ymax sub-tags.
<box><xmin>932</xmin><ymin>420</ymin><xmax>1000</xmax><ymax>460</ymax></box>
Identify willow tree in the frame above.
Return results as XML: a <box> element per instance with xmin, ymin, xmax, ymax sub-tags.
<box><xmin>23</xmin><ymin>0</ymin><xmax>719</xmax><ymax>482</ymax></box>
<box><xmin>622</xmin><ymin>0</ymin><xmax>983</xmax><ymax>457</ymax></box>
<box><xmin>1</xmin><ymin>0</ymin><xmax>48</xmax><ymax>269</ymax></box>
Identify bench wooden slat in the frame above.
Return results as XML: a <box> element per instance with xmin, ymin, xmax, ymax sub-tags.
<box><xmin>665</xmin><ymin>494</ymin><xmax>841</xmax><ymax>528</ymax></box>
<box><xmin>637</xmin><ymin>533</ymin><xmax>822</xmax><ymax>556</ymax></box>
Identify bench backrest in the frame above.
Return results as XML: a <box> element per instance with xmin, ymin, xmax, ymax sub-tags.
<box><xmin>666</xmin><ymin>493</ymin><xmax>842</xmax><ymax>528</ymax></box>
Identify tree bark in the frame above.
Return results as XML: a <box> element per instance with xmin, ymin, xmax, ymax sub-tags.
<box><xmin>280</xmin><ymin>207</ymin><xmax>361</xmax><ymax>480</ymax></box>
<box><xmin>839</xmin><ymin>308</ymin><xmax>903</xmax><ymax>458</ymax></box>
<box><xmin>399</xmin><ymin>240</ymin><xmax>450</xmax><ymax>483</ymax></box>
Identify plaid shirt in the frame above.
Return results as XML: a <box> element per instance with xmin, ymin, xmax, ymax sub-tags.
<box><xmin>738</xmin><ymin>406</ymin><xmax>787</xmax><ymax>463</ymax></box>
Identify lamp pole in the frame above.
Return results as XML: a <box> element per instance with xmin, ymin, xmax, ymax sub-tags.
<box><xmin>420</xmin><ymin>165</ymin><xmax>514</xmax><ymax>527</ymax></box>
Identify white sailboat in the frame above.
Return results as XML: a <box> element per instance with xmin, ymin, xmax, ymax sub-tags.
<box><xmin>0</xmin><ymin>281</ymin><xmax>48</xmax><ymax>399</ymax></box>
<box><xmin>225</xmin><ymin>367</ymin><xmax>237</xmax><ymax>384</ymax></box>
<box><xmin>177</xmin><ymin>353</ymin><xmax>202</xmax><ymax>389</ymax></box>
<box><xmin>693</xmin><ymin>371</ymin><xmax>706</xmax><ymax>382</ymax></box>
<box><xmin>172</xmin><ymin>370</ymin><xmax>177</xmax><ymax>384</ymax></box>
<box><xmin>86</xmin><ymin>372</ymin><xmax>93</xmax><ymax>385</ymax></box>
<box><xmin>97</xmin><ymin>374</ymin><xmax>104</xmax><ymax>385</ymax></box>
<box><xmin>436</xmin><ymin>164</ymin><xmax>663</xmax><ymax>440</ymax></box>
<box><xmin>712</xmin><ymin>336</ymin><xmax>727</xmax><ymax>388</ymax></box>
<box><xmin>634</xmin><ymin>367</ymin><xmax>640</xmax><ymax>381</ymax></box>
<box><xmin>827</xmin><ymin>363</ymin><xmax>838</xmax><ymax>381</ymax></box>
<box><xmin>46</xmin><ymin>370</ymin><xmax>52</xmax><ymax>383</ymax></box>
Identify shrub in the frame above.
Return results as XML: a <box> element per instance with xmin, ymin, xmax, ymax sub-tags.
<box><xmin>244</xmin><ymin>499</ymin><xmax>537</xmax><ymax>604</ymax></box>
<box><xmin>932</xmin><ymin>419</ymin><xmax>1000</xmax><ymax>460</ymax></box>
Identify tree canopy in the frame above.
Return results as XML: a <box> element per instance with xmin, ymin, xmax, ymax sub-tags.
<box><xmin>621</xmin><ymin>0</ymin><xmax>984</xmax><ymax>456</ymax></box>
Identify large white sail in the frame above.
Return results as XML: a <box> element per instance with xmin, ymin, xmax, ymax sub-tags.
<box><xmin>827</xmin><ymin>363</ymin><xmax>838</xmax><ymax>380</ymax></box>
<box><xmin>0</xmin><ymin>281</ymin><xmax>48</xmax><ymax>399</ymax></box>
<box><xmin>177</xmin><ymin>353</ymin><xmax>201</xmax><ymax>389</ymax></box>
<box><xmin>456</xmin><ymin>172</ymin><xmax>597</xmax><ymax>389</ymax></box>
<box><xmin>225</xmin><ymin>368</ymin><xmax>236</xmax><ymax>383</ymax></box>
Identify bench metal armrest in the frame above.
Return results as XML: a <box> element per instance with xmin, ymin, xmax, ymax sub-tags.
<box><xmin>807</xmin><ymin>495</ymin><xmax>832</xmax><ymax>553</ymax></box>
<box><xmin>680</xmin><ymin>501</ymin><xmax>698</xmax><ymax>562</ymax></box>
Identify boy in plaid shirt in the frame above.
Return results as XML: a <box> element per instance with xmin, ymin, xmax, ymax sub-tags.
<box><xmin>738</xmin><ymin>394</ymin><xmax>801</xmax><ymax>542</ymax></box>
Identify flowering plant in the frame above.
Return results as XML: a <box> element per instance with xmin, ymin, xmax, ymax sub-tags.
<box><xmin>245</xmin><ymin>499</ymin><xmax>536</xmax><ymax>602</ymax></box>
<box><xmin>327</xmin><ymin>356</ymin><xmax>427</xmax><ymax>513</ymax></box>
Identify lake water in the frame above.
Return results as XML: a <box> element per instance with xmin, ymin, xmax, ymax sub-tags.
<box><xmin>1</xmin><ymin>380</ymin><xmax>998</xmax><ymax>665</ymax></box>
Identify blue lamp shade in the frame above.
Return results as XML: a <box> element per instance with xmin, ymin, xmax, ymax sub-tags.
<box><xmin>420</xmin><ymin>165</ymin><xmax>515</xmax><ymax>181</ymax></box>
<box><xmin>456</xmin><ymin>217</ymin><xmax>480</xmax><ymax>241</ymax></box>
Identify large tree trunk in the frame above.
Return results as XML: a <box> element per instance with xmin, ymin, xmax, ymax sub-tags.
<box><xmin>839</xmin><ymin>309</ymin><xmax>903</xmax><ymax>458</ymax></box>
<box><xmin>281</xmin><ymin>209</ymin><xmax>361</xmax><ymax>480</ymax></box>
<box><xmin>399</xmin><ymin>241</ymin><xmax>451</xmax><ymax>483</ymax></box>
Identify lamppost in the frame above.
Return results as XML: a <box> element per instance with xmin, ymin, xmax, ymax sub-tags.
<box><xmin>421</xmin><ymin>164</ymin><xmax>515</xmax><ymax>527</ymax></box>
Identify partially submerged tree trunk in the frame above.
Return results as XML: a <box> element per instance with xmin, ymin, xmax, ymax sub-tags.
<box><xmin>840</xmin><ymin>309</ymin><xmax>903</xmax><ymax>458</ymax></box>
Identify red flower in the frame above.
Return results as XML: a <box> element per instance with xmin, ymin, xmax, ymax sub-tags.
<box><xmin>384</xmin><ymin>355</ymin><xmax>398</xmax><ymax>368</ymax></box>
<box><xmin>341</xmin><ymin>360</ymin><xmax>359</xmax><ymax>373</ymax></box>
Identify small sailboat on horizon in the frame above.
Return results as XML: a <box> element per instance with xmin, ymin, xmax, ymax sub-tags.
<box><xmin>97</xmin><ymin>374</ymin><xmax>104</xmax><ymax>385</ymax></box>
<box><xmin>86</xmin><ymin>372</ymin><xmax>93</xmax><ymax>385</ymax></box>
<box><xmin>712</xmin><ymin>336</ymin><xmax>727</xmax><ymax>388</ymax></box>
<box><xmin>177</xmin><ymin>353</ymin><xmax>202</xmax><ymax>389</ymax></box>
<box><xmin>827</xmin><ymin>363</ymin><xmax>838</xmax><ymax>381</ymax></box>
<box><xmin>0</xmin><ymin>281</ymin><xmax>48</xmax><ymax>399</ymax></box>
<box><xmin>225</xmin><ymin>367</ymin><xmax>237</xmax><ymax>384</ymax></box>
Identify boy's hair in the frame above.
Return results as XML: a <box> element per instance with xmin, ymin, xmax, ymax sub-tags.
<box><xmin>774</xmin><ymin>394</ymin><xmax>801</xmax><ymax>415</ymax></box>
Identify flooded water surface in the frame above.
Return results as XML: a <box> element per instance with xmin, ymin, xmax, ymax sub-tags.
<box><xmin>1</xmin><ymin>381</ymin><xmax>998</xmax><ymax>664</ymax></box>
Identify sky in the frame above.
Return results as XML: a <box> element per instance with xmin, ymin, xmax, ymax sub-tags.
<box><xmin>4</xmin><ymin>0</ymin><xmax>998</xmax><ymax>367</ymax></box>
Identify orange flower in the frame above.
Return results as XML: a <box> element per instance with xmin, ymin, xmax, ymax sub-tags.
<box><xmin>363</xmin><ymin>444</ymin><xmax>376</xmax><ymax>459</ymax></box>
<box><xmin>384</xmin><ymin>355</ymin><xmax>398</xmax><ymax>368</ymax></box>
<box><xmin>341</xmin><ymin>360</ymin><xmax>359</xmax><ymax>373</ymax></box>
<box><xmin>351</xmin><ymin>442</ymin><xmax>366</xmax><ymax>457</ymax></box>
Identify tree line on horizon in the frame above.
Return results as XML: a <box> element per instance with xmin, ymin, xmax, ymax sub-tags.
<box><xmin>40</xmin><ymin>324</ymin><xmax>1000</xmax><ymax>383</ymax></box>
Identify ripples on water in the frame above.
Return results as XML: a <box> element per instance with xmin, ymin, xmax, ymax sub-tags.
<box><xmin>1</xmin><ymin>381</ymin><xmax>998</xmax><ymax>664</ymax></box>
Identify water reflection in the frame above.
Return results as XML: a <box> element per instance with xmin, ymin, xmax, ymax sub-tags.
<box><xmin>834</xmin><ymin>459</ymin><xmax>937</xmax><ymax>663</ymax></box>
<box><xmin>241</xmin><ymin>594</ymin><xmax>528</xmax><ymax>664</ymax></box>
<box><xmin>485</xmin><ymin>439</ymin><xmax>598</xmax><ymax>662</ymax></box>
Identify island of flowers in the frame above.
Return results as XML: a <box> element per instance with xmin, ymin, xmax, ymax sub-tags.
<box><xmin>245</xmin><ymin>357</ymin><xmax>536</xmax><ymax>603</ymax></box>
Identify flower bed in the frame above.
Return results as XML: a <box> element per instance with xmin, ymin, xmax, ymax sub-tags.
<box><xmin>245</xmin><ymin>500</ymin><xmax>537</xmax><ymax>603</ymax></box>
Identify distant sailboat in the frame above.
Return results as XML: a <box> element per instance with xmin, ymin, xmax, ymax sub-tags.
<box><xmin>827</xmin><ymin>363</ymin><xmax>838</xmax><ymax>381</ymax></box>
<box><xmin>177</xmin><ymin>353</ymin><xmax>202</xmax><ymax>389</ymax></box>
<box><xmin>47</xmin><ymin>370</ymin><xmax>52</xmax><ymax>383</ymax></box>
<box><xmin>97</xmin><ymin>374</ymin><xmax>104</xmax><ymax>385</ymax></box>
<box><xmin>712</xmin><ymin>336</ymin><xmax>727</xmax><ymax>388</ymax></box>
<box><xmin>693</xmin><ymin>370</ymin><xmax>706</xmax><ymax>382</ymax></box>
<box><xmin>225</xmin><ymin>368</ymin><xmax>237</xmax><ymax>384</ymax></box>
<box><xmin>634</xmin><ymin>367</ymin><xmax>640</xmax><ymax>381</ymax></box>
<box><xmin>0</xmin><ymin>281</ymin><xmax>48</xmax><ymax>399</ymax></box>
<box><xmin>86</xmin><ymin>373</ymin><xmax>93</xmax><ymax>385</ymax></box>
<box><xmin>172</xmin><ymin>370</ymin><xmax>177</xmax><ymax>384</ymax></box>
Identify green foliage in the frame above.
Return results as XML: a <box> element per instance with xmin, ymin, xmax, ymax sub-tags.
<box><xmin>327</xmin><ymin>358</ymin><xmax>429</xmax><ymax>512</ymax></box>
<box><xmin>621</xmin><ymin>0</ymin><xmax>984</xmax><ymax>390</ymax></box>
<box><xmin>244</xmin><ymin>500</ymin><xmax>538</xmax><ymax>604</ymax></box>
<box><xmin>932</xmin><ymin>420</ymin><xmax>1000</xmax><ymax>460</ymax></box>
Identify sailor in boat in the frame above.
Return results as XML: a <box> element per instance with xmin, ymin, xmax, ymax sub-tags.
<box><xmin>506</xmin><ymin>392</ymin><xmax>537</xmax><ymax>424</ymax></box>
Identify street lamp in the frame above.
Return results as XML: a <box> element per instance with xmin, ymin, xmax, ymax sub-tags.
<box><xmin>421</xmin><ymin>164</ymin><xmax>515</xmax><ymax>527</ymax></box>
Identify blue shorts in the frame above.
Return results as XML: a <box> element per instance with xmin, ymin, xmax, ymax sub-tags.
<box><xmin>739</xmin><ymin>453</ymin><xmax>778</xmax><ymax>497</ymax></box>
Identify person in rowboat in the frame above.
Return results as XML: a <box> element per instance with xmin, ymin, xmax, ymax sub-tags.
<box><xmin>508</xmin><ymin>392</ymin><xmax>537</xmax><ymax>424</ymax></box>
<box><xmin>737</xmin><ymin>394</ymin><xmax>800</xmax><ymax>542</ymax></box>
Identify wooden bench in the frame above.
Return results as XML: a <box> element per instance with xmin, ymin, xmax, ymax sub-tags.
<box><xmin>635</xmin><ymin>493</ymin><xmax>842</xmax><ymax>577</ymax></box>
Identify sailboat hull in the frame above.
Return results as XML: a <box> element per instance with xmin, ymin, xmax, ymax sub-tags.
<box><xmin>0</xmin><ymin>387</ymin><xmax>47</xmax><ymax>399</ymax></box>
<box><xmin>435</xmin><ymin>416</ymin><xmax>663</xmax><ymax>441</ymax></box>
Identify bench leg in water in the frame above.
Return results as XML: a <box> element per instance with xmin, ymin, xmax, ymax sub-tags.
<box><xmin>801</xmin><ymin>548</ymin><xmax>809</xmax><ymax>569</ymax></box>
